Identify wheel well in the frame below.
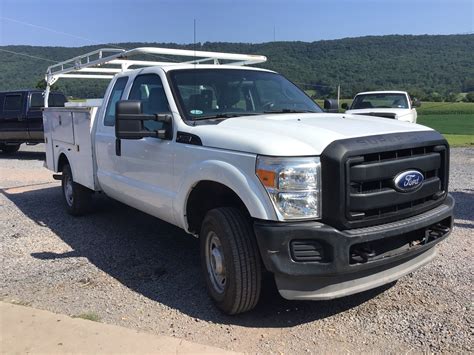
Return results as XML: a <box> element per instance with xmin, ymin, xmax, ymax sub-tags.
<box><xmin>186</xmin><ymin>181</ymin><xmax>250</xmax><ymax>235</ymax></box>
<box><xmin>57</xmin><ymin>153</ymin><xmax>69</xmax><ymax>172</ymax></box>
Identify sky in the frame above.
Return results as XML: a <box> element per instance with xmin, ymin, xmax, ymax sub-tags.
<box><xmin>0</xmin><ymin>0</ymin><xmax>473</xmax><ymax>47</ymax></box>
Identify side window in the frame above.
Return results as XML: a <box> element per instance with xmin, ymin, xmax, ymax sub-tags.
<box><xmin>49</xmin><ymin>94</ymin><xmax>66</xmax><ymax>107</ymax></box>
<box><xmin>30</xmin><ymin>93</ymin><xmax>66</xmax><ymax>109</ymax></box>
<box><xmin>104</xmin><ymin>77</ymin><xmax>128</xmax><ymax>126</ymax></box>
<box><xmin>30</xmin><ymin>93</ymin><xmax>44</xmax><ymax>109</ymax></box>
<box><xmin>129</xmin><ymin>74</ymin><xmax>170</xmax><ymax>132</ymax></box>
<box><xmin>4</xmin><ymin>94</ymin><xmax>22</xmax><ymax>111</ymax></box>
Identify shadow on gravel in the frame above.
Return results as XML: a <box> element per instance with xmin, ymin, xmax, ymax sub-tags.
<box><xmin>1</xmin><ymin>151</ymin><xmax>45</xmax><ymax>161</ymax></box>
<box><xmin>3</xmin><ymin>186</ymin><xmax>393</xmax><ymax>328</ymax></box>
<box><xmin>451</xmin><ymin>191</ymin><xmax>474</xmax><ymax>225</ymax></box>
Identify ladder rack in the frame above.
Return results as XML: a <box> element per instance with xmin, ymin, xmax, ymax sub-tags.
<box><xmin>44</xmin><ymin>46</ymin><xmax>267</xmax><ymax>106</ymax></box>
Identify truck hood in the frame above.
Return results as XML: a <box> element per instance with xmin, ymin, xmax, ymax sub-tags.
<box><xmin>191</xmin><ymin>112</ymin><xmax>432</xmax><ymax>156</ymax></box>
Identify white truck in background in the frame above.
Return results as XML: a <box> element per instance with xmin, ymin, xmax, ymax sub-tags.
<box><xmin>343</xmin><ymin>91</ymin><xmax>420</xmax><ymax>123</ymax></box>
<box><xmin>43</xmin><ymin>47</ymin><xmax>453</xmax><ymax>314</ymax></box>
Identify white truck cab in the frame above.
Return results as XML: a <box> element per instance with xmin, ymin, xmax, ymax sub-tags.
<box><xmin>42</xmin><ymin>48</ymin><xmax>453</xmax><ymax>314</ymax></box>
<box><xmin>344</xmin><ymin>90</ymin><xmax>420</xmax><ymax>123</ymax></box>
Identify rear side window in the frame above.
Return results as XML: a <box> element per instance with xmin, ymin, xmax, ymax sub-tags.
<box><xmin>49</xmin><ymin>94</ymin><xmax>66</xmax><ymax>107</ymax></box>
<box><xmin>30</xmin><ymin>92</ymin><xmax>66</xmax><ymax>109</ymax></box>
<box><xmin>4</xmin><ymin>94</ymin><xmax>22</xmax><ymax>111</ymax></box>
<box><xmin>104</xmin><ymin>77</ymin><xmax>128</xmax><ymax>126</ymax></box>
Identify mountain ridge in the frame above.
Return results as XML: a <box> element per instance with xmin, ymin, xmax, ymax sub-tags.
<box><xmin>1</xmin><ymin>34</ymin><xmax>473</xmax><ymax>99</ymax></box>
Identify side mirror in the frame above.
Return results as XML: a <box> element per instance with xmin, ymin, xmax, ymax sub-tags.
<box><xmin>324</xmin><ymin>99</ymin><xmax>339</xmax><ymax>113</ymax></box>
<box><xmin>341</xmin><ymin>103</ymin><xmax>349</xmax><ymax>110</ymax></box>
<box><xmin>412</xmin><ymin>99</ymin><xmax>421</xmax><ymax>108</ymax></box>
<box><xmin>115</xmin><ymin>100</ymin><xmax>171</xmax><ymax>140</ymax></box>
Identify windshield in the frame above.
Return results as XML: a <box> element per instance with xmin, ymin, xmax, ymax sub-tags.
<box><xmin>351</xmin><ymin>93</ymin><xmax>409</xmax><ymax>110</ymax></box>
<box><xmin>169</xmin><ymin>69</ymin><xmax>322</xmax><ymax>120</ymax></box>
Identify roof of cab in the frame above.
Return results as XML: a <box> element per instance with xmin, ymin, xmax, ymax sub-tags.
<box><xmin>355</xmin><ymin>90</ymin><xmax>409</xmax><ymax>96</ymax></box>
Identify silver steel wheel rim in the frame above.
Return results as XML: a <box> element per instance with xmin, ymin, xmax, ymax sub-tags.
<box><xmin>64</xmin><ymin>174</ymin><xmax>74</xmax><ymax>206</ymax></box>
<box><xmin>205</xmin><ymin>231</ymin><xmax>226</xmax><ymax>294</ymax></box>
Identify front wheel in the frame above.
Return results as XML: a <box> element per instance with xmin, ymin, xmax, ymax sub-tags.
<box><xmin>61</xmin><ymin>164</ymin><xmax>92</xmax><ymax>216</ymax></box>
<box><xmin>200</xmin><ymin>207</ymin><xmax>262</xmax><ymax>315</ymax></box>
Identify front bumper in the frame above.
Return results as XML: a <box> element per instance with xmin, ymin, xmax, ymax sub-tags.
<box><xmin>253</xmin><ymin>194</ymin><xmax>454</xmax><ymax>300</ymax></box>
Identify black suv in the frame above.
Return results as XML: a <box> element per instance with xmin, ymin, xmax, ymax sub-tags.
<box><xmin>0</xmin><ymin>89</ymin><xmax>66</xmax><ymax>153</ymax></box>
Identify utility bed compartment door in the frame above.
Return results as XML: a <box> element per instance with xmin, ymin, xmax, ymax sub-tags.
<box><xmin>51</xmin><ymin>111</ymin><xmax>75</xmax><ymax>144</ymax></box>
<box><xmin>43</xmin><ymin>107</ymin><xmax>99</xmax><ymax>191</ymax></box>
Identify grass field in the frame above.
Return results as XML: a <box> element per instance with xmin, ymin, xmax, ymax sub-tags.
<box><xmin>417</xmin><ymin>101</ymin><xmax>473</xmax><ymax>147</ymax></box>
<box><xmin>315</xmin><ymin>99</ymin><xmax>473</xmax><ymax>147</ymax></box>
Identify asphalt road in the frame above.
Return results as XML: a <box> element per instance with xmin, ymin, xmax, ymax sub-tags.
<box><xmin>1</xmin><ymin>144</ymin><xmax>472</xmax><ymax>353</ymax></box>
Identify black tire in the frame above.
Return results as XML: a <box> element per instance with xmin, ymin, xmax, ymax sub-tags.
<box><xmin>200</xmin><ymin>207</ymin><xmax>262</xmax><ymax>315</ymax></box>
<box><xmin>61</xmin><ymin>164</ymin><xmax>92</xmax><ymax>216</ymax></box>
<box><xmin>0</xmin><ymin>144</ymin><xmax>20</xmax><ymax>154</ymax></box>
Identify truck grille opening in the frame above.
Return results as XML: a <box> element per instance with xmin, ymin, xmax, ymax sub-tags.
<box><xmin>346</xmin><ymin>145</ymin><xmax>448</xmax><ymax>225</ymax></box>
<box><xmin>349</xmin><ymin>217</ymin><xmax>451</xmax><ymax>264</ymax></box>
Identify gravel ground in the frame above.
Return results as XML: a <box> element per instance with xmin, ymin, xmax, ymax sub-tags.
<box><xmin>1</xmin><ymin>144</ymin><xmax>472</xmax><ymax>353</ymax></box>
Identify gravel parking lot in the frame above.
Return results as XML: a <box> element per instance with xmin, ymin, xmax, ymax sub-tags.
<box><xmin>1</xmin><ymin>144</ymin><xmax>472</xmax><ymax>353</ymax></box>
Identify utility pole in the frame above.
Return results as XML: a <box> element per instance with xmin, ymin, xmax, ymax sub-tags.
<box><xmin>337</xmin><ymin>85</ymin><xmax>341</xmax><ymax>107</ymax></box>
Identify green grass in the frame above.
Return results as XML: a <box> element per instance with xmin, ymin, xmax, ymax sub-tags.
<box><xmin>417</xmin><ymin>114</ymin><xmax>474</xmax><ymax>135</ymax></box>
<box><xmin>417</xmin><ymin>101</ymin><xmax>474</xmax><ymax>115</ymax></box>
<box><xmin>314</xmin><ymin>99</ymin><xmax>473</xmax><ymax>146</ymax></box>
<box><xmin>73</xmin><ymin>312</ymin><xmax>100</xmax><ymax>322</ymax></box>
<box><xmin>417</xmin><ymin>103</ymin><xmax>473</xmax><ymax>147</ymax></box>
<box><xmin>443</xmin><ymin>134</ymin><xmax>474</xmax><ymax>147</ymax></box>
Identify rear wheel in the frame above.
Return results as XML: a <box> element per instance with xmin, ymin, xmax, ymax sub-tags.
<box><xmin>0</xmin><ymin>144</ymin><xmax>20</xmax><ymax>154</ymax></box>
<box><xmin>61</xmin><ymin>164</ymin><xmax>92</xmax><ymax>216</ymax></box>
<box><xmin>200</xmin><ymin>207</ymin><xmax>262</xmax><ymax>315</ymax></box>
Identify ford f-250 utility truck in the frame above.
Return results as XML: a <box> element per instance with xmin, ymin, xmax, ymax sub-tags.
<box><xmin>42</xmin><ymin>47</ymin><xmax>453</xmax><ymax>314</ymax></box>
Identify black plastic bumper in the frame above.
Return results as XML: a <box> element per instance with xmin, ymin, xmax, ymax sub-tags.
<box><xmin>253</xmin><ymin>194</ymin><xmax>454</xmax><ymax>300</ymax></box>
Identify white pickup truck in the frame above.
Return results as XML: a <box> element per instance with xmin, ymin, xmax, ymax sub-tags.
<box><xmin>343</xmin><ymin>91</ymin><xmax>420</xmax><ymax>123</ymax></box>
<box><xmin>43</xmin><ymin>47</ymin><xmax>453</xmax><ymax>314</ymax></box>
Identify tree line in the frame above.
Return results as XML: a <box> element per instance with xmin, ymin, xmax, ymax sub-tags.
<box><xmin>0</xmin><ymin>34</ymin><xmax>473</xmax><ymax>101</ymax></box>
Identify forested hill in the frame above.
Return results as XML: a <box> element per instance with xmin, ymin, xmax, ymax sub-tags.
<box><xmin>1</xmin><ymin>34</ymin><xmax>473</xmax><ymax>99</ymax></box>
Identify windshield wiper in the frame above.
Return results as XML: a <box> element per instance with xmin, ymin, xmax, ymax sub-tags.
<box><xmin>192</xmin><ymin>112</ymin><xmax>260</xmax><ymax>121</ymax></box>
<box><xmin>263</xmin><ymin>109</ymin><xmax>316</xmax><ymax>114</ymax></box>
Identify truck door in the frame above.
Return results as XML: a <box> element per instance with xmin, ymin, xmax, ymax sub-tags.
<box><xmin>95</xmin><ymin>73</ymin><xmax>177</xmax><ymax>225</ymax></box>
<box><xmin>27</xmin><ymin>92</ymin><xmax>45</xmax><ymax>140</ymax></box>
<box><xmin>0</xmin><ymin>92</ymin><xmax>28</xmax><ymax>141</ymax></box>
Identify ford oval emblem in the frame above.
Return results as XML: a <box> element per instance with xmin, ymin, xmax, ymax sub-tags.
<box><xmin>394</xmin><ymin>170</ymin><xmax>424</xmax><ymax>192</ymax></box>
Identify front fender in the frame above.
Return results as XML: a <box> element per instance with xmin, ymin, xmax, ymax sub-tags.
<box><xmin>174</xmin><ymin>159</ymin><xmax>277</xmax><ymax>232</ymax></box>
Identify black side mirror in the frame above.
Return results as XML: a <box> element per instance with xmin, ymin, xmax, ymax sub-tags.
<box><xmin>412</xmin><ymin>99</ymin><xmax>421</xmax><ymax>108</ymax></box>
<box><xmin>115</xmin><ymin>100</ymin><xmax>171</xmax><ymax>140</ymax></box>
<box><xmin>324</xmin><ymin>99</ymin><xmax>339</xmax><ymax>113</ymax></box>
<box><xmin>341</xmin><ymin>103</ymin><xmax>349</xmax><ymax>110</ymax></box>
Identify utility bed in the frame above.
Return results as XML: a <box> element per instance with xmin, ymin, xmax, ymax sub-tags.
<box><xmin>43</xmin><ymin>101</ymin><xmax>101</xmax><ymax>191</ymax></box>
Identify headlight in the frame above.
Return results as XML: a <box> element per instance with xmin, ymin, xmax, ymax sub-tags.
<box><xmin>256</xmin><ymin>156</ymin><xmax>321</xmax><ymax>220</ymax></box>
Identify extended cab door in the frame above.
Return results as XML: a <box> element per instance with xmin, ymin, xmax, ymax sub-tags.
<box><xmin>27</xmin><ymin>92</ymin><xmax>45</xmax><ymax>140</ymax></box>
<box><xmin>0</xmin><ymin>92</ymin><xmax>28</xmax><ymax>142</ymax></box>
<box><xmin>95</xmin><ymin>72</ymin><xmax>177</xmax><ymax>225</ymax></box>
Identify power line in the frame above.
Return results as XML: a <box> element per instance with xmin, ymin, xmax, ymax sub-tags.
<box><xmin>0</xmin><ymin>16</ymin><xmax>179</xmax><ymax>63</ymax></box>
<box><xmin>0</xmin><ymin>16</ymin><xmax>100</xmax><ymax>45</ymax></box>
<box><xmin>0</xmin><ymin>48</ymin><xmax>58</xmax><ymax>63</ymax></box>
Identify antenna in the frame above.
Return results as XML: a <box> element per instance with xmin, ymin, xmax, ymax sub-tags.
<box><xmin>273</xmin><ymin>25</ymin><xmax>276</xmax><ymax>42</ymax></box>
<box><xmin>193</xmin><ymin>19</ymin><xmax>196</xmax><ymax>63</ymax></box>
